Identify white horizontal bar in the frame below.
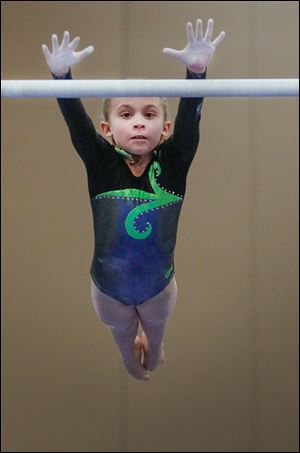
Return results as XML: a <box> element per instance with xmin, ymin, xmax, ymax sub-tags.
<box><xmin>1</xmin><ymin>79</ymin><xmax>299</xmax><ymax>98</ymax></box>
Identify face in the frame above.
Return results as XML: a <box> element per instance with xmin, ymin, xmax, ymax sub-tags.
<box><xmin>100</xmin><ymin>97</ymin><xmax>171</xmax><ymax>156</ymax></box>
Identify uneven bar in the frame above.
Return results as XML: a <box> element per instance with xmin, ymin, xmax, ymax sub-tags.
<box><xmin>1</xmin><ymin>79</ymin><xmax>299</xmax><ymax>98</ymax></box>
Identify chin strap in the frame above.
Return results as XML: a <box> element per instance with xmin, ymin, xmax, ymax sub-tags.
<box><xmin>114</xmin><ymin>145</ymin><xmax>158</xmax><ymax>161</ymax></box>
<box><xmin>114</xmin><ymin>145</ymin><xmax>136</xmax><ymax>161</ymax></box>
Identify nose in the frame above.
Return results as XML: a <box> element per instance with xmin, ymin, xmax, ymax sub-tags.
<box><xmin>133</xmin><ymin>113</ymin><xmax>146</xmax><ymax>129</ymax></box>
<box><xmin>133</xmin><ymin>122</ymin><xmax>145</xmax><ymax>130</ymax></box>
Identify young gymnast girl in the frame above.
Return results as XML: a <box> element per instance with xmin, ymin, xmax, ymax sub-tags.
<box><xmin>42</xmin><ymin>19</ymin><xmax>225</xmax><ymax>381</ymax></box>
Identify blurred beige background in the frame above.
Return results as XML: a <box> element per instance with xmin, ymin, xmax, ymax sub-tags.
<box><xmin>1</xmin><ymin>1</ymin><xmax>299</xmax><ymax>452</ymax></box>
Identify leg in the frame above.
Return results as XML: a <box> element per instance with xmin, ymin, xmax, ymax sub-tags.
<box><xmin>91</xmin><ymin>279</ymin><xmax>149</xmax><ymax>381</ymax></box>
<box><xmin>136</xmin><ymin>277</ymin><xmax>178</xmax><ymax>371</ymax></box>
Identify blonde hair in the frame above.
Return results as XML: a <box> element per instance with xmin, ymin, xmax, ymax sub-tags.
<box><xmin>102</xmin><ymin>97</ymin><xmax>168</xmax><ymax>122</ymax></box>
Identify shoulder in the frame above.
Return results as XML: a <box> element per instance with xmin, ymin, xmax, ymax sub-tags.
<box><xmin>95</xmin><ymin>134</ymin><xmax>125</xmax><ymax>164</ymax></box>
<box><xmin>155</xmin><ymin>136</ymin><xmax>178</xmax><ymax>169</ymax></box>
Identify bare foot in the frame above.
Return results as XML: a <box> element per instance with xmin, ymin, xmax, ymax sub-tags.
<box><xmin>134</xmin><ymin>336</ymin><xmax>145</xmax><ymax>365</ymax></box>
<box><xmin>141</xmin><ymin>332</ymin><xmax>165</xmax><ymax>371</ymax></box>
<box><xmin>122</xmin><ymin>336</ymin><xmax>149</xmax><ymax>381</ymax></box>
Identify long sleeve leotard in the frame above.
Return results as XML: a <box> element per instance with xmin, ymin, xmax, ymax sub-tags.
<box><xmin>56</xmin><ymin>69</ymin><xmax>205</xmax><ymax>305</ymax></box>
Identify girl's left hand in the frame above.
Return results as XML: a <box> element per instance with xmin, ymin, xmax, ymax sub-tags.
<box><xmin>163</xmin><ymin>18</ymin><xmax>225</xmax><ymax>74</ymax></box>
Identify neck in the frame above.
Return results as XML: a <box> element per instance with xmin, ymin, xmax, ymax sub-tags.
<box><xmin>125</xmin><ymin>153</ymin><xmax>152</xmax><ymax>167</ymax></box>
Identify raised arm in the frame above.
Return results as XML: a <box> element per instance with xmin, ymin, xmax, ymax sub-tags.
<box><xmin>162</xmin><ymin>19</ymin><xmax>225</xmax><ymax>171</ymax></box>
<box><xmin>42</xmin><ymin>32</ymin><xmax>101</xmax><ymax>163</ymax></box>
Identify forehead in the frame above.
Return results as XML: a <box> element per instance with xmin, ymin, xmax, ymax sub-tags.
<box><xmin>110</xmin><ymin>97</ymin><xmax>163</xmax><ymax>110</ymax></box>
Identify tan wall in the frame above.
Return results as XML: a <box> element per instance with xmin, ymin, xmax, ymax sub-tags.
<box><xmin>1</xmin><ymin>1</ymin><xmax>298</xmax><ymax>452</ymax></box>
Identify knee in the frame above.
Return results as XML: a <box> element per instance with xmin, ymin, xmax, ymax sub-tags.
<box><xmin>91</xmin><ymin>279</ymin><xmax>139</xmax><ymax>327</ymax></box>
<box><xmin>95</xmin><ymin>304</ymin><xmax>138</xmax><ymax>331</ymax></box>
<box><xmin>99</xmin><ymin>313</ymin><xmax>139</xmax><ymax>334</ymax></box>
<box><xmin>138</xmin><ymin>292</ymin><xmax>177</xmax><ymax>325</ymax></box>
<box><xmin>93</xmin><ymin>300</ymin><xmax>138</xmax><ymax>331</ymax></box>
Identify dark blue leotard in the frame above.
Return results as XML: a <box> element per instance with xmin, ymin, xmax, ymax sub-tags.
<box><xmin>56</xmin><ymin>69</ymin><xmax>205</xmax><ymax>305</ymax></box>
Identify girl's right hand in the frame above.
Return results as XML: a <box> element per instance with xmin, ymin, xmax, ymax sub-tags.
<box><xmin>42</xmin><ymin>31</ymin><xmax>94</xmax><ymax>77</ymax></box>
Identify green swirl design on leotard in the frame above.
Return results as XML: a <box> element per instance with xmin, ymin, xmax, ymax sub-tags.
<box><xmin>95</xmin><ymin>161</ymin><xmax>182</xmax><ymax>240</ymax></box>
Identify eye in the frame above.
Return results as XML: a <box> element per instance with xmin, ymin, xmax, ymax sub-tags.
<box><xmin>120</xmin><ymin>112</ymin><xmax>131</xmax><ymax>118</ymax></box>
<box><xmin>145</xmin><ymin>112</ymin><xmax>156</xmax><ymax>118</ymax></box>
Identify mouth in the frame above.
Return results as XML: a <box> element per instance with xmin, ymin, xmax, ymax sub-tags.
<box><xmin>131</xmin><ymin>135</ymin><xmax>148</xmax><ymax>140</ymax></box>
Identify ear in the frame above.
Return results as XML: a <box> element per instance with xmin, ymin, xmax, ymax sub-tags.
<box><xmin>161</xmin><ymin>121</ymin><xmax>172</xmax><ymax>138</ymax></box>
<box><xmin>100</xmin><ymin>121</ymin><xmax>113</xmax><ymax>138</ymax></box>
